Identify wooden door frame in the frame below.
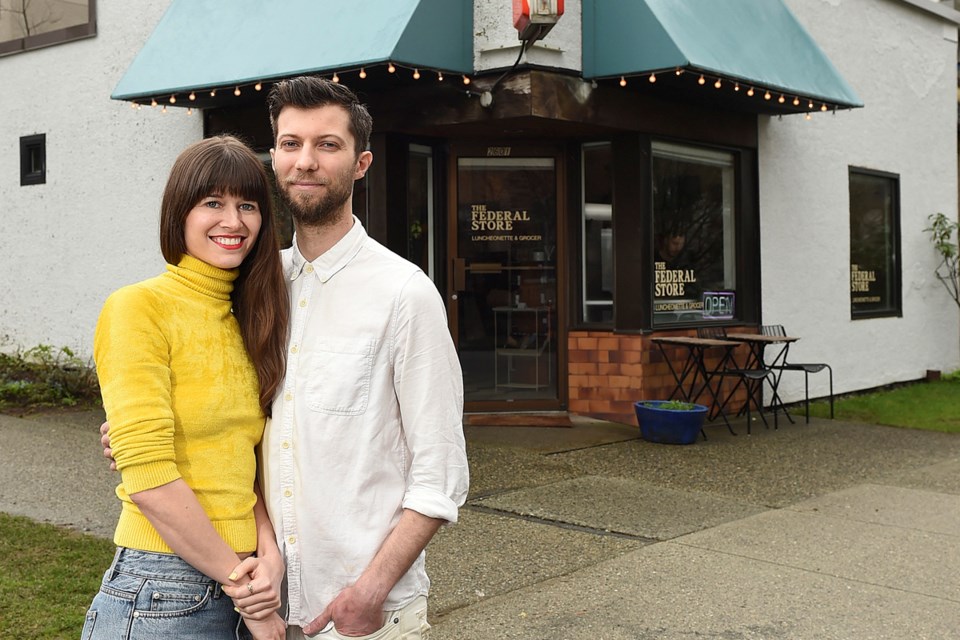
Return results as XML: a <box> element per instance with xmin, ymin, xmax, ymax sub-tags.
<box><xmin>446</xmin><ymin>140</ymin><xmax>568</xmax><ymax>413</ymax></box>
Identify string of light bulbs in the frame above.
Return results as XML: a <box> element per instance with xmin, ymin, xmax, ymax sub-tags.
<box><xmin>616</xmin><ymin>66</ymin><xmax>836</xmax><ymax>118</ymax></box>
<box><xmin>127</xmin><ymin>62</ymin><xmax>473</xmax><ymax>114</ymax></box>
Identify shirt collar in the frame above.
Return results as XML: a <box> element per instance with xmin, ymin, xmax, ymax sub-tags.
<box><xmin>287</xmin><ymin>215</ymin><xmax>367</xmax><ymax>283</ymax></box>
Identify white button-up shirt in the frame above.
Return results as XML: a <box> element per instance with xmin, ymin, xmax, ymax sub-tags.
<box><xmin>261</xmin><ymin>217</ymin><xmax>468</xmax><ymax>626</ymax></box>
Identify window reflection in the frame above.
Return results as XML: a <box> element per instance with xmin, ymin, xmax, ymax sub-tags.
<box><xmin>0</xmin><ymin>0</ymin><xmax>94</xmax><ymax>56</ymax></box>
<box><xmin>849</xmin><ymin>169</ymin><xmax>901</xmax><ymax>318</ymax></box>
<box><xmin>652</xmin><ymin>141</ymin><xmax>736</xmax><ymax>325</ymax></box>
<box><xmin>581</xmin><ymin>143</ymin><xmax>613</xmax><ymax>324</ymax></box>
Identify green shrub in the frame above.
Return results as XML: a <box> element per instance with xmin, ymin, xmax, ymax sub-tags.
<box><xmin>644</xmin><ymin>399</ymin><xmax>697</xmax><ymax>411</ymax></box>
<box><xmin>0</xmin><ymin>341</ymin><xmax>100</xmax><ymax>411</ymax></box>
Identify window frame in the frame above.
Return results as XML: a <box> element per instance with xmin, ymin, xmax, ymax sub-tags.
<box><xmin>650</xmin><ymin>140</ymin><xmax>740</xmax><ymax>329</ymax></box>
<box><xmin>0</xmin><ymin>0</ymin><xmax>96</xmax><ymax>58</ymax></box>
<box><xmin>848</xmin><ymin>166</ymin><xmax>902</xmax><ymax>320</ymax></box>
<box><xmin>19</xmin><ymin>133</ymin><xmax>46</xmax><ymax>186</ymax></box>
<box><xmin>579</xmin><ymin>141</ymin><xmax>614</xmax><ymax>326</ymax></box>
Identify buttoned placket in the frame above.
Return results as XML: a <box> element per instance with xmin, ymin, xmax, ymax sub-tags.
<box><xmin>277</xmin><ymin>260</ymin><xmax>317</xmax><ymax>619</ymax></box>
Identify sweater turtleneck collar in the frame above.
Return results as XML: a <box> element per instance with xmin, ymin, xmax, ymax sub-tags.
<box><xmin>166</xmin><ymin>254</ymin><xmax>239</xmax><ymax>301</ymax></box>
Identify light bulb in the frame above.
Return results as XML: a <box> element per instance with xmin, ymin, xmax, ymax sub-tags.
<box><xmin>793</xmin><ymin>97</ymin><xmax>800</xmax><ymax>106</ymax></box>
<box><xmin>129</xmin><ymin>102</ymin><xmax>137</xmax><ymax>109</ymax></box>
<box><xmin>821</xmin><ymin>104</ymin><xmax>828</xmax><ymax>112</ymax></box>
<box><xmin>764</xmin><ymin>91</ymin><xmax>771</xmax><ymax>100</ymax></box>
<box><xmin>234</xmin><ymin>86</ymin><xmax>241</xmax><ymax>96</ymax></box>
<box><xmin>648</xmin><ymin>73</ymin><xmax>656</xmax><ymax>83</ymax></box>
<box><xmin>805</xmin><ymin>113</ymin><xmax>812</xmax><ymax>120</ymax></box>
<box><xmin>169</xmin><ymin>95</ymin><xmax>176</xmax><ymax>104</ymax></box>
<box><xmin>388</xmin><ymin>62</ymin><xmax>396</xmax><ymax>73</ymax></box>
<box><xmin>161</xmin><ymin>105</ymin><xmax>167</xmax><ymax>113</ymax></box>
<box><xmin>437</xmin><ymin>71</ymin><xmax>443</xmax><ymax>81</ymax></box>
<box><xmin>413</xmin><ymin>68</ymin><xmax>420</xmax><ymax>80</ymax></box>
<box><xmin>186</xmin><ymin>108</ymin><xmax>193</xmax><ymax>115</ymax></box>
<box><xmin>463</xmin><ymin>75</ymin><xmax>471</xmax><ymax>85</ymax></box>
<box><xmin>747</xmin><ymin>87</ymin><xmax>754</xmax><ymax>97</ymax></box>
<box><xmin>332</xmin><ymin>72</ymin><xmax>340</xmax><ymax>83</ymax></box>
<box><xmin>150</xmin><ymin>98</ymin><xmax>158</xmax><ymax>107</ymax></box>
<box><xmin>359</xmin><ymin>68</ymin><xmax>367</xmax><ymax>79</ymax></box>
<box><xmin>698</xmin><ymin>75</ymin><xmax>705</xmax><ymax>85</ymax></box>
<box><xmin>254</xmin><ymin>82</ymin><xmax>262</xmax><ymax>91</ymax></box>
<box><xmin>714</xmin><ymin>78</ymin><xmax>721</xmax><ymax>89</ymax></box>
<box><xmin>674</xmin><ymin>68</ymin><xmax>682</xmax><ymax>76</ymax></box>
<box><xmin>189</xmin><ymin>92</ymin><xmax>196</xmax><ymax>101</ymax></box>
<box><xmin>734</xmin><ymin>83</ymin><xmax>740</xmax><ymax>92</ymax></box>
<box><xmin>210</xmin><ymin>89</ymin><xmax>217</xmax><ymax>97</ymax></box>
<box><xmin>778</xmin><ymin>94</ymin><xmax>785</xmax><ymax>104</ymax></box>
<box><xmin>619</xmin><ymin>76</ymin><xmax>627</xmax><ymax>87</ymax></box>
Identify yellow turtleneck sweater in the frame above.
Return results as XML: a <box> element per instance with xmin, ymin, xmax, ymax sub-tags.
<box><xmin>94</xmin><ymin>255</ymin><xmax>263</xmax><ymax>554</ymax></box>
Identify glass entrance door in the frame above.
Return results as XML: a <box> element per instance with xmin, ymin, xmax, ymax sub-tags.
<box><xmin>451</xmin><ymin>156</ymin><xmax>559</xmax><ymax>406</ymax></box>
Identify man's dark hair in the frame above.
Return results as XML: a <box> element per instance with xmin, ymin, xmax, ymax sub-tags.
<box><xmin>267</xmin><ymin>76</ymin><xmax>373</xmax><ymax>156</ymax></box>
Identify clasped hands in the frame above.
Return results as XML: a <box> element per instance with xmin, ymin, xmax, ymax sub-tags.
<box><xmin>99</xmin><ymin>423</ymin><xmax>286</xmax><ymax>640</ymax></box>
<box><xmin>224</xmin><ymin>555</ymin><xmax>286</xmax><ymax>640</ymax></box>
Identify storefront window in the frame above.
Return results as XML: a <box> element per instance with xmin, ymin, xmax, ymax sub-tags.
<box><xmin>849</xmin><ymin>168</ymin><xmax>901</xmax><ymax>318</ymax></box>
<box><xmin>407</xmin><ymin>144</ymin><xmax>435</xmax><ymax>279</ymax></box>
<box><xmin>0</xmin><ymin>0</ymin><xmax>95</xmax><ymax>57</ymax></box>
<box><xmin>652</xmin><ymin>141</ymin><xmax>736</xmax><ymax>326</ymax></box>
<box><xmin>581</xmin><ymin>143</ymin><xmax>613</xmax><ymax>324</ymax></box>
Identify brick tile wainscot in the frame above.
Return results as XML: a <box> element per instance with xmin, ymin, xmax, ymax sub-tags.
<box><xmin>567</xmin><ymin>329</ymin><xmax>753</xmax><ymax>426</ymax></box>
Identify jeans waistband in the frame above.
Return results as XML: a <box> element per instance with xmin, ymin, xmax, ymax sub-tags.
<box><xmin>109</xmin><ymin>547</ymin><xmax>220</xmax><ymax>589</ymax></box>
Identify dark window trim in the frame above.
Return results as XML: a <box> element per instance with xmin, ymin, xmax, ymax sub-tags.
<box><xmin>849</xmin><ymin>166</ymin><xmax>902</xmax><ymax>320</ymax></box>
<box><xmin>20</xmin><ymin>133</ymin><xmax>46</xmax><ymax>186</ymax></box>
<box><xmin>0</xmin><ymin>0</ymin><xmax>96</xmax><ymax>58</ymax></box>
<box><xmin>645</xmin><ymin>136</ymin><xmax>759</xmax><ymax>331</ymax></box>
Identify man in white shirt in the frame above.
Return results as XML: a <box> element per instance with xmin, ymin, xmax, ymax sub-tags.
<box><xmin>261</xmin><ymin>76</ymin><xmax>469</xmax><ymax>639</ymax></box>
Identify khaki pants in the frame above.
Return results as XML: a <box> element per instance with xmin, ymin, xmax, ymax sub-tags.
<box><xmin>286</xmin><ymin>596</ymin><xmax>430</xmax><ymax>640</ymax></box>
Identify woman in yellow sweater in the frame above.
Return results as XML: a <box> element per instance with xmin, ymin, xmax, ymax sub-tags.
<box><xmin>82</xmin><ymin>136</ymin><xmax>289</xmax><ymax>640</ymax></box>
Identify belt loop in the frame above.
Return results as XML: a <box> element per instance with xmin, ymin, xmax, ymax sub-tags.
<box><xmin>107</xmin><ymin>547</ymin><xmax>123</xmax><ymax>580</ymax></box>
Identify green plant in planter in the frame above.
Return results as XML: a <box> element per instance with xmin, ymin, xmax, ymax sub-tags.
<box><xmin>642</xmin><ymin>399</ymin><xmax>696</xmax><ymax>411</ymax></box>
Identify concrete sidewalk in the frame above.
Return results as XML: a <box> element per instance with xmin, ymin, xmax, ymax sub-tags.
<box><xmin>2</xmin><ymin>409</ymin><xmax>959</xmax><ymax>638</ymax></box>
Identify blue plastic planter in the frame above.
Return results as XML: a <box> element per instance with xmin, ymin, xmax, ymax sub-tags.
<box><xmin>634</xmin><ymin>401</ymin><xmax>708</xmax><ymax>445</ymax></box>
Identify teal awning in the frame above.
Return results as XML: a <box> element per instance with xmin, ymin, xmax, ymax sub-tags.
<box><xmin>583</xmin><ymin>0</ymin><xmax>862</xmax><ymax>109</ymax></box>
<box><xmin>112</xmin><ymin>0</ymin><xmax>473</xmax><ymax>102</ymax></box>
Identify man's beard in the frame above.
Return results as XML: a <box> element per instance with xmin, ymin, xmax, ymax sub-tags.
<box><xmin>278</xmin><ymin>167</ymin><xmax>355</xmax><ymax>228</ymax></box>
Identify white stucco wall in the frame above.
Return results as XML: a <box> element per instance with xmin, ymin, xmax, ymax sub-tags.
<box><xmin>0</xmin><ymin>0</ymin><xmax>199</xmax><ymax>357</ymax></box>
<box><xmin>761</xmin><ymin>0</ymin><xmax>960</xmax><ymax>400</ymax></box>
<box><xmin>474</xmin><ymin>0</ymin><xmax>581</xmax><ymax>72</ymax></box>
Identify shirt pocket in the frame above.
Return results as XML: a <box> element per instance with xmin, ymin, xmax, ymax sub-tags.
<box><xmin>303</xmin><ymin>336</ymin><xmax>378</xmax><ymax>416</ymax></box>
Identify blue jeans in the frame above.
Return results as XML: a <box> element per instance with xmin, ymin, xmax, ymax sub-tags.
<box><xmin>81</xmin><ymin>547</ymin><xmax>251</xmax><ymax>640</ymax></box>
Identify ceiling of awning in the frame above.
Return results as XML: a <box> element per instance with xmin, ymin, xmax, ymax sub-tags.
<box><xmin>582</xmin><ymin>0</ymin><xmax>863</xmax><ymax>112</ymax></box>
<box><xmin>111</xmin><ymin>0</ymin><xmax>473</xmax><ymax>103</ymax></box>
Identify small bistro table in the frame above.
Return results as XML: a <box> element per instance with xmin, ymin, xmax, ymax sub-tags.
<box><xmin>650</xmin><ymin>336</ymin><xmax>741</xmax><ymax>435</ymax></box>
<box><xmin>725</xmin><ymin>333</ymin><xmax>800</xmax><ymax>425</ymax></box>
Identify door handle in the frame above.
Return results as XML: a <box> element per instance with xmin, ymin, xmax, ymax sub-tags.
<box><xmin>453</xmin><ymin>258</ymin><xmax>466</xmax><ymax>292</ymax></box>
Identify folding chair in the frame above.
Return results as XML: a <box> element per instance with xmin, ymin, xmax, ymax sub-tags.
<box><xmin>760</xmin><ymin>324</ymin><xmax>834</xmax><ymax>423</ymax></box>
<box><xmin>696</xmin><ymin>327</ymin><xmax>776</xmax><ymax>434</ymax></box>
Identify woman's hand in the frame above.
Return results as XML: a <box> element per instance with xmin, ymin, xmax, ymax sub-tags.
<box><xmin>244</xmin><ymin>612</ymin><xmax>286</xmax><ymax>640</ymax></box>
<box><xmin>223</xmin><ymin>556</ymin><xmax>282</xmax><ymax>619</ymax></box>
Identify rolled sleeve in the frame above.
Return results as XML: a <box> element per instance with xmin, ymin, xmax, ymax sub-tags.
<box><xmin>393</xmin><ymin>272</ymin><xmax>469</xmax><ymax>523</ymax></box>
<box><xmin>94</xmin><ymin>286</ymin><xmax>180</xmax><ymax>494</ymax></box>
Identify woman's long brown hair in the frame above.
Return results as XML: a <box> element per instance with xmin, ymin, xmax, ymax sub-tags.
<box><xmin>160</xmin><ymin>135</ymin><xmax>288</xmax><ymax>415</ymax></box>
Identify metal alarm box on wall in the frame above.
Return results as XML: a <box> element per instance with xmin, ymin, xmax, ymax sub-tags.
<box><xmin>513</xmin><ymin>0</ymin><xmax>564</xmax><ymax>41</ymax></box>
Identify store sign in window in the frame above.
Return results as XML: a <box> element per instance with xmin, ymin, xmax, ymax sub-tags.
<box><xmin>652</xmin><ymin>141</ymin><xmax>737</xmax><ymax>326</ymax></box>
<box><xmin>849</xmin><ymin>169</ymin><xmax>901</xmax><ymax>318</ymax></box>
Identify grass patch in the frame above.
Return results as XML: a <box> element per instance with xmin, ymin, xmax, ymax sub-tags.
<box><xmin>808</xmin><ymin>378</ymin><xmax>960</xmax><ymax>432</ymax></box>
<box><xmin>0</xmin><ymin>342</ymin><xmax>100</xmax><ymax>413</ymax></box>
<box><xmin>0</xmin><ymin>513</ymin><xmax>114</xmax><ymax>639</ymax></box>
